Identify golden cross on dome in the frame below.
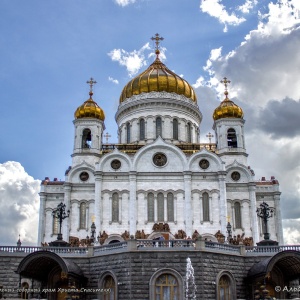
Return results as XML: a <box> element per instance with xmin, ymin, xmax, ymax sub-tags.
<box><xmin>104</xmin><ymin>132</ymin><xmax>111</xmax><ymax>144</ymax></box>
<box><xmin>221</xmin><ymin>77</ymin><xmax>231</xmax><ymax>91</ymax></box>
<box><xmin>221</xmin><ymin>77</ymin><xmax>231</xmax><ymax>98</ymax></box>
<box><xmin>151</xmin><ymin>33</ymin><xmax>164</xmax><ymax>55</ymax></box>
<box><xmin>86</xmin><ymin>77</ymin><xmax>97</xmax><ymax>94</ymax></box>
<box><xmin>206</xmin><ymin>132</ymin><xmax>214</xmax><ymax>143</ymax></box>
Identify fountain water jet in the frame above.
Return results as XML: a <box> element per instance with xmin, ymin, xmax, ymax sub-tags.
<box><xmin>185</xmin><ymin>257</ymin><xmax>197</xmax><ymax>299</ymax></box>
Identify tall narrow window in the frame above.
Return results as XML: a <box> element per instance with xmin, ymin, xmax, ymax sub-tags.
<box><xmin>234</xmin><ymin>202</ymin><xmax>242</xmax><ymax>229</ymax></box>
<box><xmin>156</xmin><ymin>117</ymin><xmax>162</xmax><ymax>138</ymax></box>
<box><xmin>227</xmin><ymin>128</ymin><xmax>237</xmax><ymax>148</ymax></box>
<box><xmin>103</xmin><ymin>275</ymin><xmax>116</xmax><ymax>300</ymax></box>
<box><xmin>187</xmin><ymin>123</ymin><xmax>192</xmax><ymax>143</ymax></box>
<box><xmin>167</xmin><ymin>193</ymin><xmax>174</xmax><ymax>222</ymax></box>
<box><xmin>155</xmin><ymin>274</ymin><xmax>179</xmax><ymax>300</ymax></box>
<box><xmin>140</xmin><ymin>118</ymin><xmax>145</xmax><ymax>140</ymax></box>
<box><xmin>79</xmin><ymin>202</ymin><xmax>87</xmax><ymax>229</ymax></box>
<box><xmin>173</xmin><ymin>119</ymin><xmax>178</xmax><ymax>140</ymax></box>
<box><xmin>148</xmin><ymin>193</ymin><xmax>154</xmax><ymax>222</ymax></box>
<box><xmin>157</xmin><ymin>193</ymin><xmax>164</xmax><ymax>222</ymax></box>
<box><xmin>218</xmin><ymin>275</ymin><xmax>231</xmax><ymax>300</ymax></box>
<box><xmin>126</xmin><ymin>123</ymin><xmax>130</xmax><ymax>143</ymax></box>
<box><xmin>202</xmin><ymin>192</ymin><xmax>210</xmax><ymax>222</ymax></box>
<box><xmin>53</xmin><ymin>215</ymin><xmax>59</xmax><ymax>235</ymax></box>
<box><xmin>82</xmin><ymin>128</ymin><xmax>92</xmax><ymax>148</ymax></box>
<box><xmin>112</xmin><ymin>193</ymin><xmax>119</xmax><ymax>222</ymax></box>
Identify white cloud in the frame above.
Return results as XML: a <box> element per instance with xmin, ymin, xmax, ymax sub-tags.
<box><xmin>195</xmin><ymin>0</ymin><xmax>300</xmax><ymax>244</ymax></box>
<box><xmin>283</xmin><ymin>219</ymin><xmax>300</xmax><ymax>245</ymax></box>
<box><xmin>0</xmin><ymin>161</ymin><xmax>40</xmax><ymax>245</ymax></box>
<box><xmin>200</xmin><ymin>0</ymin><xmax>246</xmax><ymax>32</ymax></box>
<box><xmin>193</xmin><ymin>76</ymin><xmax>204</xmax><ymax>89</ymax></box>
<box><xmin>108</xmin><ymin>43</ymin><xmax>151</xmax><ymax>77</ymax></box>
<box><xmin>108</xmin><ymin>76</ymin><xmax>119</xmax><ymax>84</ymax></box>
<box><xmin>114</xmin><ymin>0</ymin><xmax>136</xmax><ymax>7</ymax></box>
<box><xmin>238</xmin><ymin>0</ymin><xmax>258</xmax><ymax>14</ymax></box>
<box><xmin>202</xmin><ymin>0</ymin><xmax>300</xmax><ymax>105</ymax></box>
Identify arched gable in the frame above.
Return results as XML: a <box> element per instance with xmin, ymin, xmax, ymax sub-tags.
<box><xmin>132</xmin><ymin>136</ymin><xmax>187</xmax><ymax>172</ymax></box>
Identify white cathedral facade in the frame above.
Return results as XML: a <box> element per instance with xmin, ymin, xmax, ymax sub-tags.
<box><xmin>37</xmin><ymin>41</ymin><xmax>283</xmax><ymax>247</ymax></box>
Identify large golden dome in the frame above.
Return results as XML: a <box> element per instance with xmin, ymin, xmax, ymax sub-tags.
<box><xmin>119</xmin><ymin>55</ymin><xmax>197</xmax><ymax>103</ymax></box>
<box><xmin>75</xmin><ymin>92</ymin><xmax>105</xmax><ymax>121</ymax></box>
<box><xmin>213</xmin><ymin>78</ymin><xmax>243</xmax><ymax>121</ymax></box>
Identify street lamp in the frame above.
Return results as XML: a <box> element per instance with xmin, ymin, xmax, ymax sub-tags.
<box><xmin>226</xmin><ymin>222</ymin><xmax>232</xmax><ymax>243</ymax></box>
<box><xmin>90</xmin><ymin>222</ymin><xmax>96</xmax><ymax>243</ymax></box>
<box><xmin>256</xmin><ymin>202</ymin><xmax>274</xmax><ymax>241</ymax></box>
<box><xmin>52</xmin><ymin>202</ymin><xmax>70</xmax><ymax>241</ymax></box>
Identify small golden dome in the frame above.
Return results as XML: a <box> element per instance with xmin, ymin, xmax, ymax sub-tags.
<box><xmin>75</xmin><ymin>92</ymin><xmax>105</xmax><ymax>121</ymax></box>
<box><xmin>119</xmin><ymin>56</ymin><xmax>197</xmax><ymax>103</ymax></box>
<box><xmin>213</xmin><ymin>92</ymin><xmax>244</xmax><ymax>121</ymax></box>
<box><xmin>213</xmin><ymin>77</ymin><xmax>243</xmax><ymax>121</ymax></box>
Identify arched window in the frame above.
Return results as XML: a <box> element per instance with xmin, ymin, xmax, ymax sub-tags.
<box><xmin>227</xmin><ymin>128</ymin><xmax>237</xmax><ymax>148</ymax></box>
<box><xmin>173</xmin><ymin>119</ymin><xmax>178</xmax><ymax>140</ymax></box>
<box><xmin>234</xmin><ymin>202</ymin><xmax>242</xmax><ymax>229</ymax></box>
<box><xmin>82</xmin><ymin>128</ymin><xmax>92</xmax><ymax>148</ymax></box>
<box><xmin>216</xmin><ymin>272</ymin><xmax>236</xmax><ymax>300</ymax></box>
<box><xmin>167</xmin><ymin>193</ymin><xmax>174</xmax><ymax>222</ymax></box>
<box><xmin>99</xmin><ymin>272</ymin><xmax>118</xmax><ymax>300</ymax></box>
<box><xmin>79</xmin><ymin>202</ymin><xmax>86</xmax><ymax>229</ymax></box>
<box><xmin>148</xmin><ymin>193</ymin><xmax>154</xmax><ymax>222</ymax></box>
<box><xmin>202</xmin><ymin>192</ymin><xmax>210</xmax><ymax>222</ymax></box>
<box><xmin>140</xmin><ymin>118</ymin><xmax>145</xmax><ymax>140</ymax></box>
<box><xmin>155</xmin><ymin>274</ymin><xmax>179</xmax><ymax>299</ymax></box>
<box><xmin>103</xmin><ymin>275</ymin><xmax>116</xmax><ymax>300</ymax></box>
<box><xmin>126</xmin><ymin>123</ymin><xmax>130</xmax><ymax>143</ymax></box>
<box><xmin>157</xmin><ymin>193</ymin><xmax>164</xmax><ymax>222</ymax></box>
<box><xmin>187</xmin><ymin>123</ymin><xmax>192</xmax><ymax>143</ymax></box>
<box><xmin>112</xmin><ymin>193</ymin><xmax>119</xmax><ymax>222</ymax></box>
<box><xmin>52</xmin><ymin>215</ymin><xmax>58</xmax><ymax>235</ymax></box>
<box><xmin>150</xmin><ymin>269</ymin><xmax>183</xmax><ymax>300</ymax></box>
<box><xmin>156</xmin><ymin>117</ymin><xmax>162</xmax><ymax>138</ymax></box>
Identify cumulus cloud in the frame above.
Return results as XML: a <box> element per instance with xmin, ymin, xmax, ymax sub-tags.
<box><xmin>108</xmin><ymin>76</ymin><xmax>119</xmax><ymax>84</ymax></box>
<box><xmin>108</xmin><ymin>43</ymin><xmax>151</xmax><ymax>77</ymax></box>
<box><xmin>238</xmin><ymin>0</ymin><xmax>258</xmax><ymax>14</ymax></box>
<box><xmin>257</xmin><ymin>98</ymin><xmax>300</xmax><ymax>138</ymax></box>
<box><xmin>0</xmin><ymin>161</ymin><xmax>40</xmax><ymax>245</ymax></box>
<box><xmin>200</xmin><ymin>0</ymin><xmax>246</xmax><ymax>32</ymax></box>
<box><xmin>114</xmin><ymin>0</ymin><xmax>136</xmax><ymax>7</ymax></box>
<box><xmin>195</xmin><ymin>0</ymin><xmax>300</xmax><ymax>244</ymax></box>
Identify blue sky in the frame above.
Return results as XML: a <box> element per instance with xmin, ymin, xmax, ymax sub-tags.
<box><xmin>1</xmin><ymin>0</ymin><xmax>300</xmax><ymax>245</ymax></box>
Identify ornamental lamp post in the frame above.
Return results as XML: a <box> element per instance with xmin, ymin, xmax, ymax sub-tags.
<box><xmin>226</xmin><ymin>222</ymin><xmax>232</xmax><ymax>243</ymax></box>
<box><xmin>52</xmin><ymin>202</ymin><xmax>70</xmax><ymax>241</ymax></box>
<box><xmin>90</xmin><ymin>222</ymin><xmax>96</xmax><ymax>243</ymax></box>
<box><xmin>256</xmin><ymin>201</ymin><xmax>278</xmax><ymax>246</ymax></box>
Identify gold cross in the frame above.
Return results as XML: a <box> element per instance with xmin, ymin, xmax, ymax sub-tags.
<box><xmin>86</xmin><ymin>77</ymin><xmax>97</xmax><ymax>94</ymax></box>
<box><xmin>221</xmin><ymin>77</ymin><xmax>231</xmax><ymax>91</ymax></box>
<box><xmin>104</xmin><ymin>132</ymin><xmax>111</xmax><ymax>144</ymax></box>
<box><xmin>151</xmin><ymin>33</ymin><xmax>164</xmax><ymax>56</ymax></box>
<box><xmin>206</xmin><ymin>132</ymin><xmax>214</xmax><ymax>143</ymax></box>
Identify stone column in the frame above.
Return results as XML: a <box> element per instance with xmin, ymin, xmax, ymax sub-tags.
<box><xmin>129</xmin><ymin>172</ymin><xmax>137</xmax><ymax>236</ymax></box>
<box><xmin>274</xmin><ymin>191</ymin><xmax>283</xmax><ymax>244</ymax></box>
<box><xmin>38</xmin><ymin>192</ymin><xmax>46</xmax><ymax>245</ymax></box>
<box><xmin>95</xmin><ymin>171</ymin><xmax>103</xmax><ymax>234</ymax></box>
<box><xmin>63</xmin><ymin>183</ymin><xmax>71</xmax><ymax>242</ymax></box>
<box><xmin>249</xmin><ymin>183</ymin><xmax>259</xmax><ymax>244</ymax></box>
<box><xmin>218</xmin><ymin>171</ymin><xmax>227</xmax><ymax>235</ymax></box>
<box><xmin>184</xmin><ymin>171</ymin><xmax>192</xmax><ymax>237</ymax></box>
